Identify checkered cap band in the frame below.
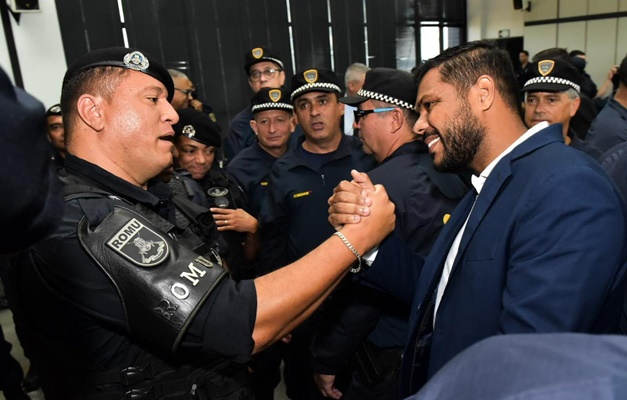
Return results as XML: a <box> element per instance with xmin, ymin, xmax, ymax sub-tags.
<box><xmin>251</xmin><ymin>102</ymin><xmax>293</xmax><ymax>112</ymax></box>
<box><xmin>291</xmin><ymin>83</ymin><xmax>341</xmax><ymax>100</ymax></box>
<box><xmin>356</xmin><ymin>89</ymin><xmax>414</xmax><ymax>110</ymax></box>
<box><xmin>263</xmin><ymin>57</ymin><xmax>284</xmax><ymax>70</ymax></box>
<box><xmin>524</xmin><ymin>76</ymin><xmax>580</xmax><ymax>93</ymax></box>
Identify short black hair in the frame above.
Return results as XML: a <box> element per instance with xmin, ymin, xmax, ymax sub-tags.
<box><xmin>569</xmin><ymin>50</ymin><xmax>586</xmax><ymax>58</ymax></box>
<box><xmin>415</xmin><ymin>40</ymin><xmax>521</xmax><ymax>116</ymax></box>
<box><xmin>60</xmin><ymin>66</ymin><xmax>127</xmax><ymax>144</ymax></box>
<box><xmin>520</xmin><ymin>50</ymin><xmax>529</xmax><ymax>56</ymax></box>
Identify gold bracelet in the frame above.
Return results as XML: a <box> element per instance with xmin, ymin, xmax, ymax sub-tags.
<box><xmin>334</xmin><ymin>231</ymin><xmax>363</xmax><ymax>273</ymax></box>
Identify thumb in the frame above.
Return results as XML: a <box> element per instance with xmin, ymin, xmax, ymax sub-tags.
<box><xmin>351</xmin><ymin>170</ymin><xmax>374</xmax><ymax>193</ymax></box>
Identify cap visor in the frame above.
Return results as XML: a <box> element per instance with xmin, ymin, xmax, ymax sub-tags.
<box><xmin>340</xmin><ymin>94</ymin><xmax>368</xmax><ymax>105</ymax></box>
<box><xmin>521</xmin><ymin>83</ymin><xmax>572</xmax><ymax>93</ymax></box>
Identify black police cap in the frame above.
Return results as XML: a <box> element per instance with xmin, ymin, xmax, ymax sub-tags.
<box><xmin>244</xmin><ymin>47</ymin><xmax>284</xmax><ymax>73</ymax></box>
<box><xmin>45</xmin><ymin>103</ymin><xmax>62</xmax><ymax>117</ymax></box>
<box><xmin>340</xmin><ymin>67</ymin><xmax>417</xmax><ymax>110</ymax></box>
<box><xmin>290</xmin><ymin>68</ymin><xmax>341</xmax><ymax>100</ymax></box>
<box><xmin>251</xmin><ymin>87</ymin><xmax>293</xmax><ymax>113</ymax></box>
<box><xmin>522</xmin><ymin>59</ymin><xmax>582</xmax><ymax>93</ymax></box>
<box><xmin>63</xmin><ymin>47</ymin><xmax>174</xmax><ymax>103</ymax></box>
<box><xmin>173</xmin><ymin>108</ymin><xmax>222</xmax><ymax>148</ymax></box>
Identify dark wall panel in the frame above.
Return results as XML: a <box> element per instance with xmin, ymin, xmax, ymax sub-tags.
<box><xmin>366</xmin><ymin>0</ymin><xmax>397</xmax><ymax>68</ymax></box>
<box><xmin>330</xmin><ymin>0</ymin><xmax>368</xmax><ymax>76</ymax></box>
<box><xmin>290</xmin><ymin>0</ymin><xmax>332</xmax><ymax>70</ymax></box>
<box><xmin>55</xmin><ymin>0</ymin><xmax>124</xmax><ymax>65</ymax></box>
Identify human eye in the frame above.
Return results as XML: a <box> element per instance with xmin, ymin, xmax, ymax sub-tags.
<box><xmin>422</xmin><ymin>101</ymin><xmax>435</xmax><ymax>111</ymax></box>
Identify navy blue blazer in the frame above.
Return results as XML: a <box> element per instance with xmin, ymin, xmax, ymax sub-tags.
<box><xmin>366</xmin><ymin>124</ymin><xmax>627</xmax><ymax>397</ymax></box>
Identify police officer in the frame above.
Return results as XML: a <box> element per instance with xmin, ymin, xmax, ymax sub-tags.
<box><xmin>226</xmin><ymin>87</ymin><xmax>296</xmax><ymax>398</ymax></box>
<box><xmin>172</xmin><ymin>107</ymin><xmax>257</xmax><ymax>280</ymax></box>
<box><xmin>2</xmin><ymin>47</ymin><xmax>394</xmax><ymax>399</ymax></box>
<box><xmin>311</xmin><ymin>68</ymin><xmax>468</xmax><ymax>399</ymax></box>
<box><xmin>522</xmin><ymin>58</ymin><xmax>602</xmax><ymax>158</ymax></box>
<box><xmin>225</xmin><ymin>46</ymin><xmax>287</xmax><ymax>163</ymax></box>
<box><xmin>226</xmin><ymin>87</ymin><xmax>295</xmax><ymax>236</ymax></box>
<box><xmin>45</xmin><ymin>103</ymin><xmax>66</xmax><ymax>168</ymax></box>
<box><xmin>260</xmin><ymin>67</ymin><xmax>376</xmax><ymax>399</ymax></box>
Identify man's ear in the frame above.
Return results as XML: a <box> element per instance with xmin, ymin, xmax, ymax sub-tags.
<box><xmin>569</xmin><ymin>96</ymin><xmax>581</xmax><ymax>117</ymax></box>
<box><xmin>474</xmin><ymin>75</ymin><xmax>496</xmax><ymax>111</ymax></box>
<box><xmin>76</xmin><ymin>94</ymin><xmax>105</xmax><ymax>131</ymax></box>
<box><xmin>250</xmin><ymin>119</ymin><xmax>259</xmax><ymax>136</ymax></box>
<box><xmin>390</xmin><ymin>108</ymin><xmax>404</xmax><ymax>133</ymax></box>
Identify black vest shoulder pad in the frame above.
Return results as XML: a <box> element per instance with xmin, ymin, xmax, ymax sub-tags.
<box><xmin>78</xmin><ymin>206</ymin><xmax>228</xmax><ymax>352</ymax></box>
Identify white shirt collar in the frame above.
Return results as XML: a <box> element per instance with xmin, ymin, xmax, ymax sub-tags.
<box><xmin>470</xmin><ymin>122</ymin><xmax>549</xmax><ymax>194</ymax></box>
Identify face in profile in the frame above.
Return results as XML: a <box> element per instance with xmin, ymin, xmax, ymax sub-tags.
<box><xmin>414</xmin><ymin>68</ymin><xmax>486</xmax><ymax>173</ymax></box>
<box><xmin>174</xmin><ymin>136</ymin><xmax>215</xmax><ymax>180</ymax></box>
<box><xmin>171</xmin><ymin>76</ymin><xmax>195</xmax><ymax>110</ymax></box>
<box><xmin>99</xmin><ymin>70</ymin><xmax>179</xmax><ymax>185</ymax></box>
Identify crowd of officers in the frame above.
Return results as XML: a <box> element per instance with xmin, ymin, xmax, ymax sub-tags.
<box><xmin>0</xmin><ymin>41</ymin><xmax>626</xmax><ymax>400</ymax></box>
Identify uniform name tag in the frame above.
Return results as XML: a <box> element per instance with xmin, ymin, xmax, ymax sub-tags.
<box><xmin>293</xmin><ymin>190</ymin><xmax>312</xmax><ymax>199</ymax></box>
<box><xmin>106</xmin><ymin>218</ymin><xmax>169</xmax><ymax>267</ymax></box>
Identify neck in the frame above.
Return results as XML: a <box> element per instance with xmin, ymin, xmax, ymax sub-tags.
<box><xmin>614</xmin><ymin>86</ymin><xmax>627</xmax><ymax>109</ymax></box>
<box><xmin>562</xmin><ymin>122</ymin><xmax>571</xmax><ymax>144</ymax></box>
<box><xmin>469</xmin><ymin>116</ymin><xmax>528</xmax><ymax>174</ymax></box>
<box><xmin>302</xmin><ymin>130</ymin><xmax>342</xmax><ymax>154</ymax></box>
<box><xmin>260</xmin><ymin>143</ymin><xmax>288</xmax><ymax>158</ymax></box>
<box><xmin>69</xmin><ymin>141</ymin><xmax>148</xmax><ymax>189</ymax></box>
<box><xmin>377</xmin><ymin>131</ymin><xmax>415</xmax><ymax>163</ymax></box>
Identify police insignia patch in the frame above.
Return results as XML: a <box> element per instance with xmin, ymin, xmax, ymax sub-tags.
<box><xmin>49</xmin><ymin>105</ymin><xmax>61</xmax><ymax>113</ymax></box>
<box><xmin>182</xmin><ymin>124</ymin><xmax>196</xmax><ymax>138</ymax></box>
<box><xmin>252</xmin><ymin>47</ymin><xmax>264</xmax><ymax>59</ymax></box>
<box><xmin>269</xmin><ymin>89</ymin><xmax>282</xmax><ymax>102</ymax></box>
<box><xmin>123</xmin><ymin>51</ymin><xmax>150</xmax><ymax>72</ymax></box>
<box><xmin>304</xmin><ymin>69</ymin><xmax>318</xmax><ymax>83</ymax></box>
<box><xmin>106</xmin><ymin>218</ymin><xmax>169</xmax><ymax>267</ymax></box>
<box><xmin>538</xmin><ymin>60</ymin><xmax>555</xmax><ymax>76</ymax></box>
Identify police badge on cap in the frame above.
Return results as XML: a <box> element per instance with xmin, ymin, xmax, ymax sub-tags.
<box><xmin>522</xmin><ymin>59</ymin><xmax>581</xmax><ymax>93</ymax></box>
<box><xmin>290</xmin><ymin>67</ymin><xmax>341</xmax><ymax>100</ymax></box>
<box><xmin>251</xmin><ymin>87</ymin><xmax>294</xmax><ymax>113</ymax></box>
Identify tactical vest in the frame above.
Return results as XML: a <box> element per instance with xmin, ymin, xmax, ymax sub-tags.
<box><xmin>9</xmin><ymin>175</ymin><xmax>253</xmax><ymax>399</ymax></box>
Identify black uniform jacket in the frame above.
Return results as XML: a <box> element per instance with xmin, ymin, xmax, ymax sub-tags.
<box><xmin>260</xmin><ymin>134</ymin><xmax>376</xmax><ymax>272</ymax></box>
<box><xmin>7</xmin><ymin>155</ymin><xmax>257</xmax><ymax>386</ymax></box>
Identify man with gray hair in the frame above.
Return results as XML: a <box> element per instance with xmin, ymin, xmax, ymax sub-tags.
<box><xmin>343</xmin><ymin>63</ymin><xmax>369</xmax><ymax>136</ymax></box>
<box><xmin>522</xmin><ymin>58</ymin><xmax>602</xmax><ymax>158</ymax></box>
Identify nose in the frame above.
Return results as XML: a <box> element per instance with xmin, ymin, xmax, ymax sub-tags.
<box><xmin>163</xmin><ymin>100</ymin><xmax>179</xmax><ymax>125</ymax></box>
<box><xmin>413</xmin><ymin>112</ymin><xmax>427</xmax><ymax>135</ymax></box>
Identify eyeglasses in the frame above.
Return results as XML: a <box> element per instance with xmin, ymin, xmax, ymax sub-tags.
<box><xmin>249</xmin><ymin>68</ymin><xmax>281</xmax><ymax>82</ymax></box>
<box><xmin>353</xmin><ymin>107</ymin><xmax>396</xmax><ymax>122</ymax></box>
<box><xmin>175</xmin><ymin>87</ymin><xmax>196</xmax><ymax>97</ymax></box>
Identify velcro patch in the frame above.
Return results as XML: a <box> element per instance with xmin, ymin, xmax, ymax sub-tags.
<box><xmin>106</xmin><ymin>218</ymin><xmax>169</xmax><ymax>267</ymax></box>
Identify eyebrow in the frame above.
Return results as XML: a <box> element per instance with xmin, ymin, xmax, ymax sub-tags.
<box><xmin>143</xmin><ymin>85</ymin><xmax>165</xmax><ymax>95</ymax></box>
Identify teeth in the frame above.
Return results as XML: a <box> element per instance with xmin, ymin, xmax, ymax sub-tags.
<box><xmin>427</xmin><ymin>137</ymin><xmax>440</xmax><ymax>148</ymax></box>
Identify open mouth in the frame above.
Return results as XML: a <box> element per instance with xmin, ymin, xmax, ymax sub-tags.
<box><xmin>159</xmin><ymin>134</ymin><xmax>174</xmax><ymax>142</ymax></box>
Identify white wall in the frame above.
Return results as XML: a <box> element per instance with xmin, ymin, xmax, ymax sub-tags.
<box><xmin>467</xmin><ymin>0</ymin><xmax>627</xmax><ymax>91</ymax></box>
<box><xmin>522</xmin><ymin>0</ymin><xmax>626</xmax><ymax>86</ymax></box>
<box><xmin>0</xmin><ymin>1</ymin><xmax>67</xmax><ymax>108</ymax></box>
<box><xmin>467</xmin><ymin>0</ymin><xmax>526</xmax><ymax>41</ymax></box>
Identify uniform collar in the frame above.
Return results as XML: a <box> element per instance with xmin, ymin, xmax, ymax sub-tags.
<box><xmin>64</xmin><ymin>154</ymin><xmax>161</xmax><ymax>206</ymax></box>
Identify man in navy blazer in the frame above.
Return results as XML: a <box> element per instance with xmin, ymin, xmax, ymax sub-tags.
<box><xmin>329</xmin><ymin>40</ymin><xmax>627</xmax><ymax>398</ymax></box>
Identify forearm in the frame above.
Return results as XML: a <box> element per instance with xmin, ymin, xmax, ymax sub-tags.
<box><xmin>252</xmin><ymin>234</ymin><xmax>356</xmax><ymax>352</ymax></box>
